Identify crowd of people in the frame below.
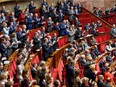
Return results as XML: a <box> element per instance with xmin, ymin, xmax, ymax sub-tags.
<box><xmin>0</xmin><ymin>0</ymin><xmax>115</xmax><ymax>87</ymax></box>
<box><xmin>93</xmin><ymin>4</ymin><xmax>116</xmax><ymax>20</ymax></box>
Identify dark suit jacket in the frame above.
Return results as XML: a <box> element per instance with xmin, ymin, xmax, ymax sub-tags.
<box><xmin>106</xmin><ymin>55</ymin><xmax>113</xmax><ymax>62</ymax></box>
<box><xmin>66</xmin><ymin>64</ymin><xmax>75</xmax><ymax>83</ymax></box>
<box><xmin>21</xmin><ymin>77</ymin><xmax>29</xmax><ymax>87</ymax></box>
<box><xmin>86</xmin><ymin>68</ymin><xmax>96</xmax><ymax>81</ymax></box>
<box><xmin>29</xmin><ymin>4</ymin><xmax>36</xmax><ymax>14</ymax></box>
<box><xmin>31</xmin><ymin>67</ymin><xmax>37</xmax><ymax>79</ymax></box>
<box><xmin>33</xmin><ymin>36</ymin><xmax>41</xmax><ymax>51</ymax></box>
<box><xmin>0</xmin><ymin>43</ymin><xmax>7</xmax><ymax>57</ymax></box>
<box><xmin>97</xmin><ymin>80</ymin><xmax>105</xmax><ymax>87</ymax></box>
<box><xmin>81</xmin><ymin>83</ymin><xmax>90</xmax><ymax>87</ymax></box>
<box><xmin>42</xmin><ymin>42</ymin><xmax>50</xmax><ymax>60</ymax></box>
<box><xmin>14</xmin><ymin>6</ymin><xmax>21</xmax><ymax>18</ymax></box>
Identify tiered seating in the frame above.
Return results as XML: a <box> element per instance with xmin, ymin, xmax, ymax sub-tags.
<box><xmin>43</xmin><ymin>7</ymin><xmax>116</xmax><ymax>86</ymax></box>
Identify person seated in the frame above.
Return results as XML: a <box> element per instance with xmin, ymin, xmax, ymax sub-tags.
<box><xmin>91</xmin><ymin>24</ymin><xmax>98</xmax><ymax>36</ymax></box>
<box><xmin>111</xmin><ymin>24</ymin><xmax>116</xmax><ymax>38</ymax></box>
<box><xmin>105</xmin><ymin>41</ymin><xmax>114</xmax><ymax>52</ymax></box>
<box><xmin>90</xmin><ymin>22</ymin><xmax>95</xmax><ymax>29</ymax></box>
<box><xmin>96</xmin><ymin>20</ymin><xmax>102</xmax><ymax>27</ymax></box>
<box><xmin>90</xmin><ymin>37</ymin><xmax>97</xmax><ymax>46</ymax></box>
<box><xmin>90</xmin><ymin>48</ymin><xmax>97</xmax><ymax>60</ymax></box>
<box><xmin>106</xmin><ymin>52</ymin><xmax>114</xmax><ymax>63</ymax></box>
<box><xmin>29</xmin><ymin>1</ymin><xmax>36</xmax><ymax>14</ymax></box>
<box><xmin>85</xmin><ymin>23</ymin><xmax>92</xmax><ymax>35</ymax></box>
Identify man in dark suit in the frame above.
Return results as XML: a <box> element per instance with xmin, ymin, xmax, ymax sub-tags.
<box><xmin>93</xmin><ymin>45</ymin><xmax>101</xmax><ymax>56</ymax></box>
<box><xmin>75</xmin><ymin>27</ymin><xmax>83</xmax><ymax>39</ymax></box>
<box><xmin>111</xmin><ymin>5</ymin><xmax>116</xmax><ymax>13</ymax></box>
<box><xmin>33</xmin><ymin>14</ymin><xmax>40</xmax><ymax>28</ymax></box>
<box><xmin>97</xmin><ymin>8</ymin><xmax>102</xmax><ymax>18</ymax></box>
<box><xmin>1</xmin><ymin>6</ymin><xmax>7</xmax><ymax>16</ymax></box>
<box><xmin>77</xmin><ymin>2</ymin><xmax>83</xmax><ymax>13</ymax></box>
<box><xmin>14</xmin><ymin>3</ymin><xmax>21</xmax><ymax>18</ymax></box>
<box><xmin>67</xmin><ymin>60</ymin><xmax>75</xmax><ymax>87</ymax></box>
<box><xmin>111</xmin><ymin>24</ymin><xmax>116</xmax><ymax>38</ymax></box>
<box><xmin>105</xmin><ymin>8</ymin><xmax>110</xmax><ymax>20</ymax></box>
<box><xmin>52</xmin><ymin>33</ymin><xmax>58</xmax><ymax>51</ymax></box>
<box><xmin>29</xmin><ymin>1</ymin><xmax>36</xmax><ymax>14</ymax></box>
<box><xmin>42</xmin><ymin>0</ymin><xmax>49</xmax><ymax>9</ymax></box>
<box><xmin>0</xmin><ymin>38</ymin><xmax>8</xmax><ymax>58</ymax></box>
<box><xmin>48</xmin><ymin>36</ymin><xmax>54</xmax><ymax>54</ymax></box>
<box><xmin>106</xmin><ymin>52</ymin><xmax>114</xmax><ymax>63</ymax></box>
<box><xmin>57</xmin><ymin>10</ymin><xmax>64</xmax><ymax>22</ymax></box>
<box><xmin>97</xmin><ymin>75</ymin><xmax>105</xmax><ymax>87</ymax></box>
<box><xmin>60</xmin><ymin>20</ymin><xmax>68</xmax><ymax>36</ymax></box>
<box><xmin>99</xmin><ymin>57</ymin><xmax>106</xmax><ymax>75</ymax></box>
<box><xmin>33</xmin><ymin>32</ymin><xmax>42</xmax><ymax>52</ymax></box>
<box><xmin>26</xmin><ymin>13</ymin><xmax>33</xmax><ymax>30</ymax></box>
<box><xmin>42</xmin><ymin>38</ymin><xmax>50</xmax><ymax>61</ymax></box>
<box><xmin>31</xmin><ymin>63</ymin><xmax>37</xmax><ymax>79</ymax></box>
